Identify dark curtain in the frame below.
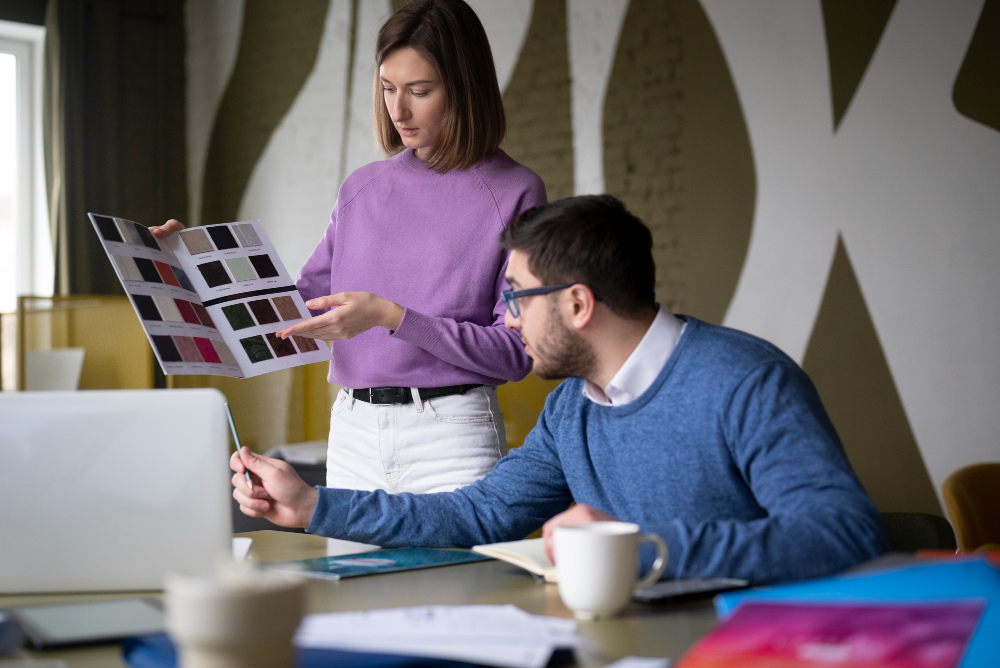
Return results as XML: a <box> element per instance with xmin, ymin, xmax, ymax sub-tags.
<box><xmin>43</xmin><ymin>0</ymin><xmax>187</xmax><ymax>295</ymax></box>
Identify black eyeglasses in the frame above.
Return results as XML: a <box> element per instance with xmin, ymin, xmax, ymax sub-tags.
<box><xmin>502</xmin><ymin>284</ymin><xmax>603</xmax><ymax>318</ymax></box>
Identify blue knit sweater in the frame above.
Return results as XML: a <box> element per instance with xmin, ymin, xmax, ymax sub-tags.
<box><xmin>308</xmin><ymin>317</ymin><xmax>887</xmax><ymax>584</ymax></box>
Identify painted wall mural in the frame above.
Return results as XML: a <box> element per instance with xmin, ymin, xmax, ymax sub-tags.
<box><xmin>603</xmin><ymin>0</ymin><xmax>755</xmax><ymax>326</ymax></box>
<box><xmin>703</xmin><ymin>0</ymin><xmax>1000</xmax><ymax>510</ymax></box>
<box><xmin>183</xmin><ymin>0</ymin><xmax>1000</xmax><ymax>512</ymax></box>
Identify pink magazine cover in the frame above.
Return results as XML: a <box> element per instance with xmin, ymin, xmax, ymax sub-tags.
<box><xmin>677</xmin><ymin>600</ymin><xmax>984</xmax><ymax>668</ymax></box>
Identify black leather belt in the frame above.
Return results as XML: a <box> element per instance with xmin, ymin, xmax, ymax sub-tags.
<box><xmin>350</xmin><ymin>384</ymin><xmax>483</xmax><ymax>405</ymax></box>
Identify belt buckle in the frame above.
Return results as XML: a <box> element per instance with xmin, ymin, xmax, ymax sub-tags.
<box><xmin>370</xmin><ymin>387</ymin><xmax>405</xmax><ymax>405</ymax></box>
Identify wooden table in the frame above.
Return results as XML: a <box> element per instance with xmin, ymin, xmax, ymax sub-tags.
<box><xmin>0</xmin><ymin>531</ymin><xmax>720</xmax><ymax>667</ymax></box>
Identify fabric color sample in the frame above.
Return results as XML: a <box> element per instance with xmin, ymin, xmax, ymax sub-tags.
<box><xmin>225</xmin><ymin>257</ymin><xmax>257</xmax><ymax>282</ymax></box>
<box><xmin>194</xmin><ymin>337</ymin><xmax>222</xmax><ymax>363</ymax></box>
<box><xmin>153</xmin><ymin>296</ymin><xmax>183</xmax><ymax>322</ymax></box>
<box><xmin>272</xmin><ymin>295</ymin><xmax>301</xmax><ymax>321</ymax></box>
<box><xmin>192</xmin><ymin>303</ymin><xmax>216</xmax><ymax>328</ymax></box>
<box><xmin>292</xmin><ymin>335</ymin><xmax>320</xmax><ymax>353</ymax></box>
<box><xmin>132</xmin><ymin>294</ymin><xmax>161</xmax><ymax>321</ymax></box>
<box><xmin>174</xmin><ymin>299</ymin><xmax>201</xmax><ymax>325</ymax></box>
<box><xmin>155</xmin><ymin>237</ymin><xmax>174</xmax><ymax>254</ymax></box>
<box><xmin>154</xmin><ymin>261</ymin><xmax>181</xmax><ymax>288</ymax></box>
<box><xmin>240</xmin><ymin>335</ymin><xmax>273</xmax><ymax>363</ymax></box>
<box><xmin>94</xmin><ymin>215</ymin><xmax>124</xmax><ymax>242</ymax></box>
<box><xmin>173</xmin><ymin>267</ymin><xmax>196</xmax><ymax>292</ymax></box>
<box><xmin>197</xmin><ymin>261</ymin><xmax>232</xmax><ymax>288</ymax></box>
<box><xmin>237</xmin><ymin>223</ymin><xmax>262</xmax><ymax>246</ymax></box>
<box><xmin>115</xmin><ymin>219</ymin><xmax>142</xmax><ymax>245</ymax></box>
<box><xmin>222</xmin><ymin>303</ymin><xmax>255</xmax><ymax>330</ymax></box>
<box><xmin>173</xmin><ymin>336</ymin><xmax>202</xmax><ymax>362</ymax></box>
<box><xmin>113</xmin><ymin>255</ymin><xmax>144</xmax><ymax>282</ymax></box>
<box><xmin>133</xmin><ymin>223</ymin><xmax>160</xmax><ymax>250</ymax></box>
<box><xmin>206</xmin><ymin>225</ymin><xmax>239</xmax><ymax>250</ymax></box>
<box><xmin>151</xmin><ymin>335</ymin><xmax>182</xmax><ymax>362</ymax></box>
<box><xmin>232</xmin><ymin>224</ymin><xmax>248</xmax><ymax>246</ymax></box>
<box><xmin>266</xmin><ymin>332</ymin><xmax>297</xmax><ymax>358</ymax></box>
<box><xmin>248</xmin><ymin>254</ymin><xmax>279</xmax><ymax>279</ymax></box>
<box><xmin>248</xmin><ymin>299</ymin><xmax>280</xmax><ymax>325</ymax></box>
<box><xmin>179</xmin><ymin>228</ymin><xmax>215</xmax><ymax>255</ymax></box>
<box><xmin>213</xmin><ymin>340</ymin><xmax>239</xmax><ymax>366</ymax></box>
<box><xmin>133</xmin><ymin>257</ymin><xmax>163</xmax><ymax>283</ymax></box>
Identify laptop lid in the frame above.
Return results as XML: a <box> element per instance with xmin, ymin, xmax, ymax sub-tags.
<box><xmin>0</xmin><ymin>389</ymin><xmax>233</xmax><ymax>593</ymax></box>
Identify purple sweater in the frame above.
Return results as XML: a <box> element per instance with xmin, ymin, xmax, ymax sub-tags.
<box><xmin>296</xmin><ymin>148</ymin><xmax>546</xmax><ymax>389</ymax></box>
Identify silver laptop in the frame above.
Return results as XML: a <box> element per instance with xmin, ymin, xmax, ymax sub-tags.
<box><xmin>0</xmin><ymin>389</ymin><xmax>233</xmax><ymax>593</ymax></box>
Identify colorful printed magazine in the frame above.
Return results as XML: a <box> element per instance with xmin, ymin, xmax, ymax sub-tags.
<box><xmin>90</xmin><ymin>214</ymin><xmax>330</xmax><ymax>378</ymax></box>
<box><xmin>712</xmin><ymin>556</ymin><xmax>1000</xmax><ymax>666</ymax></box>
<box><xmin>677</xmin><ymin>600</ymin><xmax>984</xmax><ymax>668</ymax></box>
<box><xmin>266</xmin><ymin>547</ymin><xmax>490</xmax><ymax>580</ymax></box>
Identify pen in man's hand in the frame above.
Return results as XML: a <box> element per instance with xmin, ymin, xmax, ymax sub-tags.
<box><xmin>225</xmin><ymin>403</ymin><xmax>253</xmax><ymax>491</ymax></box>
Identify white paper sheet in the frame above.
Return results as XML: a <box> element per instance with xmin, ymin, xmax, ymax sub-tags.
<box><xmin>606</xmin><ymin>657</ymin><xmax>672</xmax><ymax>668</ymax></box>
<box><xmin>231</xmin><ymin>537</ymin><xmax>252</xmax><ymax>562</ymax></box>
<box><xmin>295</xmin><ymin>604</ymin><xmax>580</xmax><ymax>668</ymax></box>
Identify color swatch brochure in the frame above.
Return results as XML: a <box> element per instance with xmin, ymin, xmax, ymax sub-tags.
<box><xmin>90</xmin><ymin>214</ymin><xmax>330</xmax><ymax>378</ymax></box>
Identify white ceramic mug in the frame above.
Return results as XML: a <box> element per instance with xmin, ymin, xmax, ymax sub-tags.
<box><xmin>553</xmin><ymin>521</ymin><xmax>668</xmax><ymax>620</ymax></box>
<box><xmin>165</xmin><ymin>565</ymin><xmax>306</xmax><ymax>668</ymax></box>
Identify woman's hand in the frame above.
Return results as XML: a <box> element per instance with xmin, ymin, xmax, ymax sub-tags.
<box><xmin>278</xmin><ymin>292</ymin><xmax>405</xmax><ymax>341</ymax></box>
<box><xmin>150</xmin><ymin>218</ymin><xmax>186</xmax><ymax>240</ymax></box>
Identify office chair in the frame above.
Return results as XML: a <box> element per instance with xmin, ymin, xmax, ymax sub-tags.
<box><xmin>942</xmin><ymin>463</ymin><xmax>1000</xmax><ymax>551</ymax></box>
<box><xmin>879</xmin><ymin>512</ymin><xmax>957</xmax><ymax>552</ymax></box>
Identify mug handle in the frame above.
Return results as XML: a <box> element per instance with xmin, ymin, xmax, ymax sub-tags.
<box><xmin>634</xmin><ymin>533</ymin><xmax>669</xmax><ymax>590</ymax></box>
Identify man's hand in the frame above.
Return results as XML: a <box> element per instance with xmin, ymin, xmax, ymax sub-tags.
<box><xmin>542</xmin><ymin>504</ymin><xmax>618</xmax><ymax>565</ymax></box>
<box><xmin>230</xmin><ymin>447</ymin><xmax>319</xmax><ymax>529</ymax></box>
<box><xmin>150</xmin><ymin>218</ymin><xmax>186</xmax><ymax>239</ymax></box>
<box><xmin>276</xmin><ymin>292</ymin><xmax>405</xmax><ymax>341</ymax></box>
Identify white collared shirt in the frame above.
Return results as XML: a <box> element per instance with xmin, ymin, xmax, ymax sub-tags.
<box><xmin>582</xmin><ymin>307</ymin><xmax>687</xmax><ymax>406</ymax></box>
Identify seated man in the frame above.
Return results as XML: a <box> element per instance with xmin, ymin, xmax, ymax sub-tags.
<box><xmin>232</xmin><ymin>195</ymin><xmax>887</xmax><ymax>584</ymax></box>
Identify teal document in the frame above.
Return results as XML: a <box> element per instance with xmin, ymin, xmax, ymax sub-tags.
<box><xmin>267</xmin><ymin>547</ymin><xmax>489</xmax><ymax>580</ymax></box>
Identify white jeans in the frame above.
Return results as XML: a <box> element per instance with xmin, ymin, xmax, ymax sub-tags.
<box><xmin>326</xmin><ymin>385</ymin><xmax>507</xmax><ymax>493</ymax></box>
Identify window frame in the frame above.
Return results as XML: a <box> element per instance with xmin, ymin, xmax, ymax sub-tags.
<box><xmin>0</xmin><ymin>18</ymin><xmax>49</xmax><ymax>312</ymax></box>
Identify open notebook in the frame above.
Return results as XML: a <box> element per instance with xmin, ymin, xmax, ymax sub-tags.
<box><xmin>0</xmin><ymin>389</ymin><xmax>233</xmax><ymax>593</ymax></box>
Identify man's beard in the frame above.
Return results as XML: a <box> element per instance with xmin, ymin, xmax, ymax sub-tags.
<box><xmin>527</xmin><ymin>302</ymin><xmax>596</xmax><ymax>381</ymax></box>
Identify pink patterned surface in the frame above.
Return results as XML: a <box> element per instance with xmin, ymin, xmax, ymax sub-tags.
<box><xmin>679</xmin><ymin>601</ymin><xmax>984</xmax><ymax>668</ymax></box>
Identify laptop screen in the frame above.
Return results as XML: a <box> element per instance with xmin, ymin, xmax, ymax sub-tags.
<box><xmin>0</xmin><ymin>389</ymin><xmax>233</xmax><ymax>593</ymax></box>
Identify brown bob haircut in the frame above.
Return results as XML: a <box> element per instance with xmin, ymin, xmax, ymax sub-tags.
<box><xmin>500</xmin><ymin>195</ymin><xmax>658</xmax><ymax>319</ymax></box>
<box><xmin>373</xmin><ymin>0</ymin><xmax>506</xmax><ymax>172</ymax></box>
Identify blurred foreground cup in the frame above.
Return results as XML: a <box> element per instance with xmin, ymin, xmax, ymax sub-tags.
<box><xmin>165</xmin><ymin>564</ymin><xmax>306</xmax><ymax>668</ymax></box>
<box><xmin>554</xmin><ymin>521</ymin><xmax>667</xmax><ymax>620</ymax></box>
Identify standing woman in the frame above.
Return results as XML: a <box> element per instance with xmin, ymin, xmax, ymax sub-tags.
<box><xmin>157</xmin><ymin>0</ymin><xmax>540</xmax><ymax>495</ymax></box>
<box><xmin>272</xmin><ymin>0</ymin><xmax>544</xmax><ymax>493</ymax></box>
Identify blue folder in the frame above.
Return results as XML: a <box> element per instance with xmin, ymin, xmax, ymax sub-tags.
<box><xmin>267</xmin><ymin>547</ymin><xmax>489</xmax><ymax>580</ymax></box>
<box><xmin>121</xmin><ymin>632</ymin><xmax>477</xmax><ymax>668</ymax></box>
<box><xmin>713</xmin><ymin>556</ymin><xmax>1000</xmax><ymax>667</ymax></box>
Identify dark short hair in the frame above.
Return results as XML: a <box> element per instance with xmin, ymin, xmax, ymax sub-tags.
<box><xmin>373</xmin><ymin>0</ymin><xmax>505</xmax><ymax>172</ymax></box>
<box><xmin>499</xmin><ymin>195</ymin><xmax>657</xmax><ymax>319</ymax></box>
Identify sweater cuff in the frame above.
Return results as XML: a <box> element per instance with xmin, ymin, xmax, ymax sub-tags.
<box><xmin>389</xmin><ymin>307</ymin><xmax>436</xmax><ymax>347</ymax></box>
<box><xmin>306</xmin><ymin>486</ymin><xmax>353</xmax><ymax>537</ymax></box>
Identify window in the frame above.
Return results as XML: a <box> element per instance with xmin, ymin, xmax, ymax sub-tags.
<box><xmin>0</xmin><ymin>19</ymin><xmax>49</xmax><ymax>314</ymax></box>
<box><xmin>1</xmin><ymin>19</ymin><xmax>48</xmax><ymax>390</ymax></box>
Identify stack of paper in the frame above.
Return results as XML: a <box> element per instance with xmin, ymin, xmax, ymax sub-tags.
<box><xmin>295</xmin><ymin>605</ymin><xmax>581</xmax><ymax>668</ymax></box>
